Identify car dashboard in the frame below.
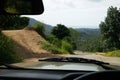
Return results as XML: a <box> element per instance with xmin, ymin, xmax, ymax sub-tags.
<box><xmin>0</xmin><ymin>68</ymin><xmax>93</xmax><ymax>80</ymax></box>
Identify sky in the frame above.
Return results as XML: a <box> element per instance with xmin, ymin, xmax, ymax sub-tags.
<box><xmin>24</xmin><ymin>0</ymin><xmax>120</xmax><ymax>28</ymax></box>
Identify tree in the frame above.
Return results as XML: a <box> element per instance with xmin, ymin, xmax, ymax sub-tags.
<box><xmin>0</xmin><ymin>15</ymin><xmax>29</xmax><ymax>30</ymax></box>
<box><xmin>69</xmin><ymin>28</ymin><xmax>81</xmax><ymax>50</ymax></box>
<box><xmin>99</xmin><ymin>6</ymin><xmax>120</xmax><ymax>51</ymax></box>
<box><xmin>51</xmin><ymin>24</ymin><xmax>70</xmax><ymax>39</ymax></box>
<box><xmin>63</xmin><ymin>28</ymin><xmax>80</xmax><ymax>50</ymax></box>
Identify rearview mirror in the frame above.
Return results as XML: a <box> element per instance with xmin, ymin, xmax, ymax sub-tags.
<box><xmin>0</xmin><ymin>0</ymin><xmax>44</xmax><ymax>15</ymax></box>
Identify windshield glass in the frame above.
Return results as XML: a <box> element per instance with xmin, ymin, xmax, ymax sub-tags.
<box><xmin>0</xmin><ymin>0</ymin><xmax>120</xmax><ymax>71</ymax></box>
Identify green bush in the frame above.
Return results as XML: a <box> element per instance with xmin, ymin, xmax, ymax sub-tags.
<box><xmin>0</xmin><ymin>33</ymin><xmax>22</xmax><ymax>65</ymax></box>
<box><xmin>106</xmin><ymin>50</ymin><xmax>120</xmax><ymax>57</ymax></box>
<box><xmin>33</xmin><ymin>23</ymin><xmax>45</xmax><ymax>38</ymax></box>
<box><xmin>46</xmin><ymin>36</ymin><xmax>62</xmax><ymax>47</ymax></box>
<box><xmin>78</xmin><ymin>37</ymin><xmax>104</xmax><ymax>52</ymax></box>
<box><xmin>41</xmin><ymin>41</ymin><xmax>69</xmax><ymax>54</ymax></box>
<box><xmin>61</xmin><ymin>40</ymin><xmax>73</xmax><ymax>54</ymax></box>
<box><xmin>39</xmin><ymin>35</ymin><xmax>73</xmax><ymax>54</ymax></box>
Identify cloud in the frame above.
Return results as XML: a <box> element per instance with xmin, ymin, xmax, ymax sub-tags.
<box><xmin>43</xmin><ymin>0</ymin><xmax>76</xmax><ymax>11</ymax></box>
<box><xmin>88</xmin><ymin>0</ymin><xmax>104</xmax><ymax>2</ymax></box>
<box><xmin>25</xmin><ymin>0</ymin><xmax>120</xmax><ymax>28</ymax></box>
<box><xmin>52</xmin><ymin>0</ymin><xmax>76</xmax><ymax>8</ymax></box>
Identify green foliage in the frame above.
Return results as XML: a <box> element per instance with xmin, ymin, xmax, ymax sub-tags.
<box><xmin>106</xmin><ymin>50</ymin><xmax>120</xmax><ymax>57</ymax></box>
<box><xmin>0</xmin><ymin>15</ymin><xmax>29</xmax><ymax>30</ymax></box>
<box><xmin>77</xmin><ymin>29</ymin><xmax>100</xmax><ymax>40</ymax></box>
<box><xmin>67</xmin><ymin>28</ymin><xmax>81</xmax><ymax>50</ymax></box>
<box><xmin>46</xmin><ymin>36</ymin><xmax>62</xmax><ymax>47</ymax></box>
<box><xmin>41</xmin><ymin>41</ymin><xmax>69</xmax><ymax>54</ymax></box>
<box><xmin>33</xmin><ymin>23</ymin><xmax>45</xmax><ymax>38</ymax></box>
<box><xmin>40</xmin><ymin>35</ymin><xmax>73</xmax><ymax>54</ymax></box>
<box><xmin>78</xmin><ymin>37</ymin><xmax>104</xmax><ymax>52</ymax></box>
<box><xmin>46</xmin><ymin>24</ymin><xmax>73</xmax><ymax>54</ymax></box>
<box><xmin>61</xmin><ymin>40</ymin><xmax>73</xmax><ymax>54</ymax></box>
<box><xmin>44</xmin><ymin>33</ymin><xmax>73</xmax><ymax>54</ymax></box>
<box><xmin>0</xmin><ymin>33</ymin><xmax>22</xmax><ymax>65</ymax></box>
<box><xmin>99</xmin><ymin>6</ymin><xmax>120</xmax><ymax>51</ymax></box>
<box><xmin>51</xmin><ymin>24</ymin><xmax>70</xmax><ymax>39</ymax></box>
<box><xmin>67</xmin><ymin>28</ymin><xmax>103</xmax><ymax>52</ymax></box>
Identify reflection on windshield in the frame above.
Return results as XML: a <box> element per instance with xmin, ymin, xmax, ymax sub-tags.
<box><xmin>29</xmin><ymin>62</ymin><xmax>105</xmax><ymax>71</ymax></box>
<box><xmin>5</xmin><ymin>0</ymin><xmax>31</xmax><ymax>13</ymax></box>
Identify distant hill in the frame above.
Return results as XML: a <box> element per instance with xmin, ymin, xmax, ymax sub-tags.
<box><xmin>29</xmin><ymin>18</ymin><xmax>53</xmax><ymax>35</ymax></box>
<box><xmin>29</xmin><ymin>18</ymin><xmax>40</xmax><ymax>25</ymax></box>
<box><xmin>29</xmin><ymin>18</ymin><xmax>101</xmax><ymax>38</ymax></box>
<box><xmin>75</xmin><ymin>28</ymin><xmax>100</xmax><ymax>39</ymax></box>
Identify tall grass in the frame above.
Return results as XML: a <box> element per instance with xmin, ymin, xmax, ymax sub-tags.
<box><xmin>40</xmin><ymin>40</ymin><xmax>73</xmax><ymax>54</ymax></box>
<box><xmin>61</xmin><ymin>40</ymin><xmax>73</xmax><ymax>54</ymax></box>
<box><xmin>106</xmin><ymin>50</ymin><xmax>120</xmax><ymax>57</ymax></box>
<box><xmin>0</xmin><ymin>33</ymin><xmax>22</xmax><ymax>65</ymax></box>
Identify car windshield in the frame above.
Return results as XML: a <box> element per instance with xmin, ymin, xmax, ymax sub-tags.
<box><xmin>0</xmin><ymin>0</ymin><xmax>120</xmax><ymax>71</ymax></box>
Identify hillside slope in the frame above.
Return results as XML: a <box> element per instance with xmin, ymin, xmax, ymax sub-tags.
<box><xmin>2</xmin><ymin>29</ymin><xmax>55</xmax><ymax>59</ymax></box>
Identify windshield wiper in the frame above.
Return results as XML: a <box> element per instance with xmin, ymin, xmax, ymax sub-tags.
<box><xmin>0</xmin><ymin>57</ymin><xmax>113</xmax><ymax>70</ymax></box>
<box><xmin>39</xmin><ymin>57</ymin><xmax>115</xmax><ymax>70</ymax></box>
<box><xmin>39</xmin><ymin>57</ymin><xmax>109</xmax><ymax>65</ymax></box>
<box><xmin>1</xmin><ymin>64</ymin><xmax>26</xmax><ymax>69</ymax></box>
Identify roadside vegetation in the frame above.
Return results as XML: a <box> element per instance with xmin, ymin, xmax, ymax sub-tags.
<box><xmin>78</xmin><ymin>37</ymin><xmax>103</xmax><ymax>52</ymax></box>
<box><xmin>74</xmin><ymin>6</ymin><xmax>120</xmax><ymax>57</ymax></box>
<box><xmin>99</xmin><ymin>6</ymin><xmax>120</xmax><ymax>56</ymax></box>
<box><xmin>33</xmin><ymin>22</ymin><xmax>46</xmax><ymax>38</ymax></box>
<box><xmin>35</xmin><ymin>24</ymin><xmax>73</xmax><ymax>54</ymax></box>
<box><xmin>0</xmin><ymin>15</ymin><xmax>28</xmax><ymax>65</ymax></box>
<box><xmin>99</xmin><ymin>6</ymin><xmax>120</xmax><ymax>52</ymax></box>
<box><xmin>0</xmin><ymin>33</ymin><xmax>22</xmax><ymax>65</ymax></box>
<box><xmin>49</xmin><ymin>24</ymin><xmax>73</xmax><ymax>54</ymax></box>
<box><xmin>40</xmin><ymin>40</ymin><xmax>72</xmax><ymax>54</ymax></box>
<box><xmin>106</xmin><ymin>50</ymin><xmax>120</xmax><ymax>57</ymax></box>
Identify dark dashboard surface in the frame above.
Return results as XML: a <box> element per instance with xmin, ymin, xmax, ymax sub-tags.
<box><xmin>0</xmin><ymin>69</ymin><xmax>93</xmax><ymax>80</ymax></box>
